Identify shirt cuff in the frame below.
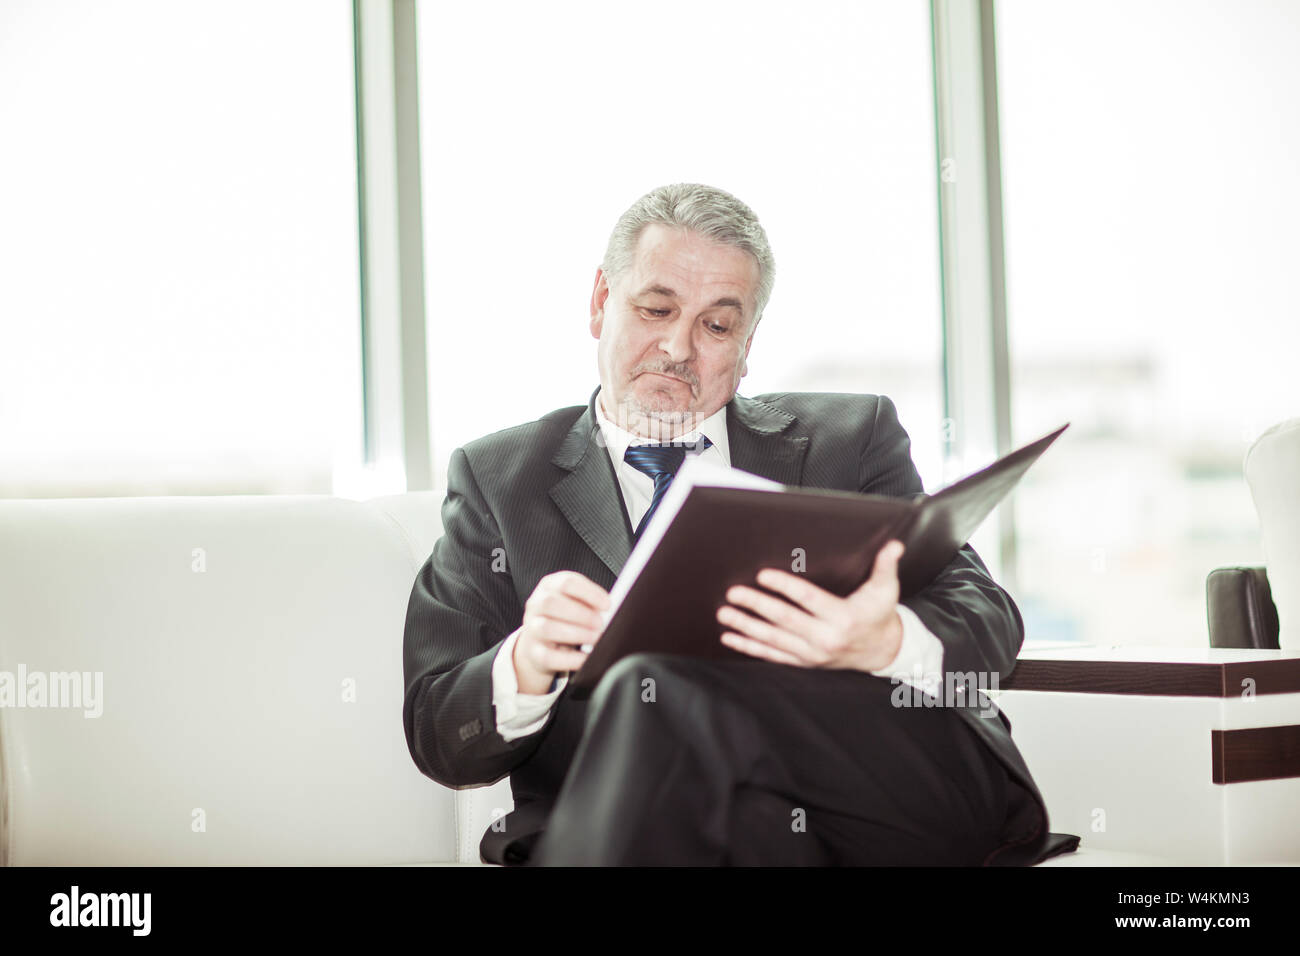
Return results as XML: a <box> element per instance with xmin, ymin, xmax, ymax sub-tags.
<box><xmin>869</xmin><ymin>604</ymin><xmax>945</xmax><ymax>693</ymax></box>
<box><xmin>492</xmin><ymin>628</ymin><xmax>568</xmax><ymax>741</ymax></box>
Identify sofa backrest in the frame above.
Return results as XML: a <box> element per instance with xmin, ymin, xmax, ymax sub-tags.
<box><xmin>0</xmin><ymin>492</ymin><xmax>473</xmax><ymax>864</ymax></box>
<box><xmin>1246</xmin><ymin>418</ymin><xmax>1300</xmax><ymax>649</ymax></box>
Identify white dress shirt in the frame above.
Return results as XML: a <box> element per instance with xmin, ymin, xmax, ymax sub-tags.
<box><xmin>491</xmin><ymin>388</ymin><xmax>946</xmax><ymax>740</ymax></box>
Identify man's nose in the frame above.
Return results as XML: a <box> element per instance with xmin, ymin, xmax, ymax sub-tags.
<box><xmin>659</xmin><ymin>315</ymin><xmax>695</xmax><ymax>363</ymax></box>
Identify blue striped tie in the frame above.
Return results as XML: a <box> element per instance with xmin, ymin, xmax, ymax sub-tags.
<box><xmin>623</xmin><ymin>436</ymin><xmax>713</xmax><ymax>540</ymax></box>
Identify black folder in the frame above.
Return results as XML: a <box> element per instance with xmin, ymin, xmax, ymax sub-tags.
<box><xmin>570</xmin><ymin>423</ymin><xmax>1069</xmax><ymax>692</ymax></box>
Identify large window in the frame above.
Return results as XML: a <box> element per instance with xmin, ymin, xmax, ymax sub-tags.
<box><xmin>0</xmin><ymin>0</ymin><xmax>362</xmax><ymax>497</ymax></box>
<box><xmin>417</xmin><ymin>0</ymin><xmax>946</xmax><ymax>489</ymax></box>
<box><xmin>10</xmin><ymin>0</ymin><xmax>1285</xmax><ymax>659</ymax></box>
<box><xmin>997</xmin><ymin>0</ymin><xmax>1300</xmax><ymax>646</ymax></box>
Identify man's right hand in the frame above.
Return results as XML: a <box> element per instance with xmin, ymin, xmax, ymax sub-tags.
<box><xmin>513</xmin><ymin>571</ymin><xmax>611</xmax><ymax>696</ymax></box>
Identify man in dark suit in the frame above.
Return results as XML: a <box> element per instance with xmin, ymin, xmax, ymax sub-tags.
<box><xmin>402</xmin><ymin>183</ymin><xmax>1063</xmax><ymax>865</ymax></box>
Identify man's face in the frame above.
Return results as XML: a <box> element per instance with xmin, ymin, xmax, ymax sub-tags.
<box><xmin>590</xmin><ymin>224</ymin><xmax>761</xmax><ymax>438</ymax></box>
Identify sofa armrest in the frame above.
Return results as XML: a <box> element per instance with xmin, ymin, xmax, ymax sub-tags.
<box><xmin>1206</xmin><ymin>566</ymin><xmax>1280</xmax><ymax>649</ymax></box>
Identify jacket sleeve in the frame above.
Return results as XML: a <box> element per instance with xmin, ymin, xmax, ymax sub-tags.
<box><xmin>857</xmin><ymin>395</ymin><xmax>1025</xmax><ymax>681</ymax></box>
<box><xmin>402</xmin><ymin>446</ymin><xmax>549</xmax><ymax>788</ymax></box>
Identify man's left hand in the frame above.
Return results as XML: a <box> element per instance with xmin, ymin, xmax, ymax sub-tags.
<box><xmin>716</xmin><ymin>540</ymin><xmax>906</xmax><ymax>673</ymax></box>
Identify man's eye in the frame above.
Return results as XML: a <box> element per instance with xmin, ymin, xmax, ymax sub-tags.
<box><xmin>708</xmin><ymin>323</ymin><xmax>729</xmax><ymax>334</ymax></box>
<box><xmin>643</xmin><ymin>308</ymin><xmax>671</xmax><ymax>317</ymax></box>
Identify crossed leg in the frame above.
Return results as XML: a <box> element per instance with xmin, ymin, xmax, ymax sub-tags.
<box><xmin>531</xmin><ymin>652</ymin><xmax>1012</xmax><ymax>866</ymax></box>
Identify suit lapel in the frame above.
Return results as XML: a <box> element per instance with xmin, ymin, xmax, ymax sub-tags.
<box><xmin>549</xmin><ymin>388</ymin><xmax>810</xmax><ymax>579</ymax></box>
<box><xmin>549</xmin><ymin>388</ymin><xmax>632</xmax><ymax>579</ymax></box>
<box><xmin>726</xmin><ymin>392</ymin><xmax>810</xmax><ymax>486</ymax></box>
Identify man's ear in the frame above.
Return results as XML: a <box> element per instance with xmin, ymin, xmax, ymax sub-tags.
<box><xmin>590</xmin><ymin>268</ymin><xmax>610</xmax><ymax>339</ymax></box>
<box><xmin>740</xmin><ymin>314</ymin><xmax>759</xmax><ymax>378</ymax></box>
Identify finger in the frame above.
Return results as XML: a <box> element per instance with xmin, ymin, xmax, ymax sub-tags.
<box><xmin>551</xmin><ymin>571</ymin><xmax>612</xmax><ymax>611</ymax></box>
<box><xmin>873</xmin><ymin>540</ymin><xmax>905</xmax><ymax>581</ymax></box>
<box><xmin>752</xmin><ymin>567</ymin><xmax>841</xmax><ymax>618</ymax></box>
<box><xmin>723</xmin><ymin>583</ymin><xmax>818</xmax><ymax>634</ymax></box>
<box><xmin>529</xmin><ymin>618</ymin><xmax>602</xmax><ymax>648</ymax></box>
<box><xmin>534</xmin><ymin>590</ymin><xmax>607</xmax><ymax>630</ymax></box>
<box><xmin>857</xmin><ymin>540</ymin><xmax>905</xmax><ymax>595</ymax></box>
<box><xmin>720</xmin><ymin>631</ymin><xmax>804</xmax><ymax>666</ymax></box>
<box><xmin>533</xmin><ymin>642</ymin><xmax>589</xmax><ymax>674</ymax></box>
<box><xmin>716</xmin><ymin>605</ymin><xmax>821</xmax><ymax>663</ymax></box>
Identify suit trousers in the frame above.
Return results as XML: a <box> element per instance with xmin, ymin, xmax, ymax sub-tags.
<box><xmin>529</xmin><ymin>651</ymin><xmax>1017</xmax><ymax>866</ymax></box>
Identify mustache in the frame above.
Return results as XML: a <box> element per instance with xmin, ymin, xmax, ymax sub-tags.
<box><xmin>635</xmin><ymin>363</ymin><xmax>698</xmax><ymax>390</ymax></box>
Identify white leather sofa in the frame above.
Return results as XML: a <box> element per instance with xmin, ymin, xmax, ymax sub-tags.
<box><xmin>0</xmin><ymin>491</ymin><xmax>511</xmax><ymax>865</ymax></box>
<box><xmin>1246</xmin><ymin>418</ymin><xmax>1300</xmax><ymax>648</ymax></box>
<box><xmin>0</xmin><ymin>490</ymin><xmax>1206</xmax><ymax>866</ymax></box>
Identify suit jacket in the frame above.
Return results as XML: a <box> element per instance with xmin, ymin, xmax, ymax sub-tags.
<box><xmin>402</xmin><ymin>386</ymin><xmax>1057</xmax><ymax>865</ymax></box>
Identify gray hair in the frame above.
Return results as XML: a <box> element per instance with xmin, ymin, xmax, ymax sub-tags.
<box><xmin>601</xmin><ymin>183</ymin><xmax>775</xmax><ymax>322</ymax></box>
